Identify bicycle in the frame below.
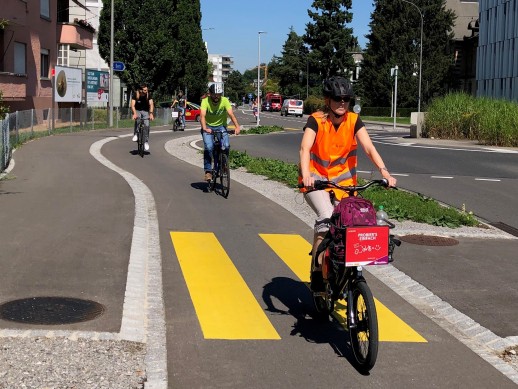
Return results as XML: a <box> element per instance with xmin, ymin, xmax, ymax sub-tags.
<box><xmin>207</xmin><ymin>129</ymin><xmax>233</xmax><ymax>198</ymax></box>
<box><xmin>136</xmin><ymin>115</ymin><xmax>146</xmax><ymax>158</ymax></box>
<box><xmin>172</xmin><ymin>108</ymin><xmax>185</xmax><ymax>132</ymax></box>
<box><xmin>302</xmin><ymin>178</ymin><xmax>401</xmax><ymax>372</ymax></box>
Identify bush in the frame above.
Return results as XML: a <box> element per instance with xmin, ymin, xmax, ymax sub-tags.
<box><xmin>303</xmin><ymin>95</ymin><xmax>325</xmax><ymax>114</ymax></box>
<box><xmin>424</xmin><ymin>93</ymin><xmax>518</xmax><ymax>146</ymax></box>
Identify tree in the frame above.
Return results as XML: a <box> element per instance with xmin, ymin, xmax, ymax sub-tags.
<box><xmin>356</xmin><ymin>0</ymin><xmax>455</xmax><ymax>109</ymax></box>
<box><xmin>224</xmin><ymin>71</ymin><xmax>248</xmax><ymax>103</ymax></box>
<box><xmin>304</xmin><ymin>0</ymin><xmax>358</xmax><ymax>79</ymax></box>
<box><xmin>270</xmin><ymin>28</ymin><xmax>309</xmax><ymax>98</ymax></box>
<box><xmin>98</xmin><ymin>0</ymin><xmax>208</xmax><ymax>103</ymax></box>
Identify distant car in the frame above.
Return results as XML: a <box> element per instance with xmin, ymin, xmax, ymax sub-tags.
<box><xmin>159</xmin><ymin>101</ymin><xmax>201</xmax><ymax>121</ymax></box>
<box><xmin>261</xmin><ymin>101</ymin><xmax>271</xmax><ymax>112</ymax></box>
<box><xmin>280</xmin><ymin>99</ymin><xmax>304</xmax><ymax>117</ymax></box>
<box><xmin>184</xmin><ymin>102</ymin><xmax>201</xmax><ymax>122</ymax></box>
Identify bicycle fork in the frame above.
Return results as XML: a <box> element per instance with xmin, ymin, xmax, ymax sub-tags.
<box><xmin>346</xmin><ymin>267</ymin><xmax>363</xmax><ymax>329</ymax></box>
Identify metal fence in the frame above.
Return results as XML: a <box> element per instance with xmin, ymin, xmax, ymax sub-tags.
<box><xmin>0</xmin><ymin>107</ymin><xmax>176</xmax><ymax>174</ymax></box>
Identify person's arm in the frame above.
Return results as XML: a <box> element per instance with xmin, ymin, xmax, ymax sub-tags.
<box><xmin>356</xmin><ymin>127</ymin><xmax>397</xmax><ymax>187</ymax></box>
<box><xmin>131</xmin><ymin>96</ymin><xmax>137</xmax><ymax>120</ymax></box>
<box><xmin>299</xmin><ymin>127</ymin><xmax>317</xmax><ymax>188</ymax></box>
<box><xmin>200</xmin><ymin>108</ymin><xmax>211</xmax><ymax>133</ymax></box>
<box><xmin>149</xmin><ymin>98</ymin><xmax>154</xmax><ymax>120</ymax></box>
<box><xmin>226</xmin><ymin>107</ymin><xmax>240</xmax><ymax>135</ymax></box>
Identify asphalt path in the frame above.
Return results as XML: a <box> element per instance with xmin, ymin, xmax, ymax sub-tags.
<box><xmin>0</xmin><ymin>123</ymin><xmax>517</xmax><ymax>387</ymax></box>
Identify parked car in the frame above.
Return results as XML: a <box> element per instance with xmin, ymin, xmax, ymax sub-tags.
<box><xmin>184</xmin><ymin>102</ymin><xmax>201</xmax><ymax>122</ymax></box>
<box><xmin>158</xmin><ymin>101</ymin><xmax>201</xmax><ymax>121</ymax></box>
<box><xmin>280</xmin><ymin>99</ymin><xmax>304</xmax><ymax>117</ymax></box>
<box><xmin>261</xmin><ymin>101</ymin><xmax>271</xmax><ymax>112</ymax></box>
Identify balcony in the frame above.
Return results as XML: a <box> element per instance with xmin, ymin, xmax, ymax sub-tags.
<box><xmin>57</xmin><ymin>21</ymin><xmax>94</xmax><ymax>50</ymax></box>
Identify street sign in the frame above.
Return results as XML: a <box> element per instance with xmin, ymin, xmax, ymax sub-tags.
<box><xmin>113</xmin><ymin>61</ymin><xmax>125</xmax><ymax>71</ymax></box>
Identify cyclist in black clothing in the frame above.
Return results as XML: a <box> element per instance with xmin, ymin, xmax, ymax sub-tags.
<box><xmin>131</xmin><ymin>84</ymin><xmax>154</xmax><ymax>151</ymax></box>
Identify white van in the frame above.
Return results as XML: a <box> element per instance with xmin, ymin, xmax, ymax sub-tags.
<box><xmin>280</xmin><ymin>99</ymin><xmax>304</xmax><ymax>117</ymax></box>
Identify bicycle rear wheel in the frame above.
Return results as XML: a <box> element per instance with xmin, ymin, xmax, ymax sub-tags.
<box><xmin>349</xmin><ymin>280</ymin><xmax>378</xmax><ymax>371</ymax></box>
<box><xmin>219</xmin><ymin>152</ymin><xmax>230</xmax><ymax>198</ymax></box>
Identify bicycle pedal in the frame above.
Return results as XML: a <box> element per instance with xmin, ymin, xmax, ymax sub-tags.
<box><xmin>313</xmin><ymin>291</ymin><xmax>327</xmax><ymax>298</ymax></box>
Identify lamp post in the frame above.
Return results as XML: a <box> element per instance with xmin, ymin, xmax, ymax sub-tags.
<box><xmin>257</xmin><ymin>31</ymin><xmax>266</xmax><ymax>126</ymax></box>
<box><xmin>401</xmin><ymin>0</ymin><xmax>423</xmax><ymax>113</ymax></box>
<box><xmin>108</xmin><ymin>0</ymin><xmax>114</xmax><ymax>127</ymax></box>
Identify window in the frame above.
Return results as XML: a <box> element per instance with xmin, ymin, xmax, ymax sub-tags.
<box><xmin>58</xmin><ymin>44</ymin><xmax>69</xmax><ymax>66</ymax></box>
<box><xmin>40</xmin><ymin>0</ymin><xmax>50</xmax><ymax>19</ymax></box>
<box><xmin>14</xmin><ymin>42</ymin><xmax>26</xmax><ymax>74</ymax></box>
<box><xmin>41</xmin><ymin>48</ymin><xmax>50</xmax><ymax>78</ymax></box>
<box><xmin>57</xmin><ymin>0</ymin><xmax>69</xmax><ymax>23</ymax></box>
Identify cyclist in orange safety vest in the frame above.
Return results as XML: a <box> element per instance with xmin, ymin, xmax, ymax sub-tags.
<box><xmin>298</xmin><ymin>76</ymin><xmax>397</xmax><ymax>293</ymax></box>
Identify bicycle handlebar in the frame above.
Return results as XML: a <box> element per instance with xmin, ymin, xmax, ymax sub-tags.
<box><xmin>298</xmin><ymin>178</ymin><xmax>396</xmax><ymax>194</ymax></box>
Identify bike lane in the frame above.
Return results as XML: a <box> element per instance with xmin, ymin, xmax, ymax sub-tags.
<box><xmin>1</xmin><ymin>128</ymin><xmax>515</xmax><ymax>387</ymax></box>
<box><xmin>102</xmin><ymin>130</ymin><xmax>517</xmax><ymax>388</ymax></box>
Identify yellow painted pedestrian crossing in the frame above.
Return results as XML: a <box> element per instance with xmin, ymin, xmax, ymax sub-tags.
<box><xmin>170</xmin><ymin>231</ymin><xmax>426</xmax><ymax>343</ymax></box>
<box><xmin>260</xmin><ymin>233</ymin><xmax>426</xmax><ymax>343</ymax></box>
<box><xmin>170</xmin><ymin>232</ymin><xmax>280</xmax><ymax>340</ymax></box>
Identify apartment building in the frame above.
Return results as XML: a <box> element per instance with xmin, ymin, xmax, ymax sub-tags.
<box><xmin>208</xmin><ymin>54</ymin><xmax>234</xmax><ymax>84</ymax></box>
<box><xmin>0</xmin><ymin>0</ymin><xmax>94</xmax><ymax>112</ymax></box>
<box><xmin>477</xmin><ymin>0</ymin><xmax>518</xmax><ymax>101</ymax></box>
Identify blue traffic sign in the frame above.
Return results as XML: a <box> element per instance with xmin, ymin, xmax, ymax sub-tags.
<box><xmin>113</xmin><ymin>61</ymin><xmax>125</xmax><ymax>71</ymax></box>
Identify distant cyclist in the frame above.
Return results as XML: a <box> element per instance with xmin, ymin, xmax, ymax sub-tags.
<box><xmin>171</xmin><ymin>90</ymin><xmax>187</xmax><ymax>129</ymax></box>
<box><xmin>200</xmin><ymin>83</ymin><xmax>241</xmax><ymax>181</ymax></box>
<box><xmin>131</xmin><ymin>84</ymin><xmax>154</xmax><ymax>151</ymax></box>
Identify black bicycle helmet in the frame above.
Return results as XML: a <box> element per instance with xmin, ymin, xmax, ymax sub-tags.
<box><xmin>323</xmin><ymin>76</ymin><xmax>353</xmax><ymax>98</ymax></box>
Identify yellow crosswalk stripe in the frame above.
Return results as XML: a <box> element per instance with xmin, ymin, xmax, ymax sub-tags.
<box><xmin>259</xmin><ymin>233</ymin><xmax>427</xmax><ymax>343</ymax></box>
<box><xmin>170</xmin><ymin>232</ymin><xmax>280</xmax><ymax>340</ymax></box>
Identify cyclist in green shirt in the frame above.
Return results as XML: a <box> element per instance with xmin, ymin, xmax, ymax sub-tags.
<box><xmin>200</xmin><ymin>83</ymin><xmax>241</xmax><ymax>181</ymax></box>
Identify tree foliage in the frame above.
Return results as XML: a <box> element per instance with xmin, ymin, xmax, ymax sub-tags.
<box><xmin>98</xmin><ymin>0</ymin><xmax>208</xmax><ymax>104</ymax></box>
<box><xmin>304</xmin><ymin>0</ymin><xmax>358</xmax><ymax>79</ymax></box>
<box><xmin>356</xmin><ymin>0</ymin><xmax>455</xmax><ymax>109</ymax></box>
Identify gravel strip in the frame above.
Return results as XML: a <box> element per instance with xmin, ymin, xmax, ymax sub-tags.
<box><xmin>0</xmin><ymin>337</ymin><xmax>146</xmax><ymax>389</ymax></box>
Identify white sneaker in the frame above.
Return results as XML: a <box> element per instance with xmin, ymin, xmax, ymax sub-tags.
<box><xmin>132</xmin><ymin>134</ymin><xmax>138</xmax><ymax>142</ymax></box>
<box><xmin>144</xmin><ymin>142</ymin><xmax>150</xmax><ymax>151</ymax></box>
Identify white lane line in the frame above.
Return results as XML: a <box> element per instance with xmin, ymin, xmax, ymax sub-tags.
<box><xmin>90</xmin><ymin>134</ymin><xmax>168</xmax><ymax>388</ymax></box>
<box><xmin>431</xmin><ymin>176</ymin><xmax>454</xmax><ymax>179</ymax></box>
<box><xmin>475</xmin><ymin>178</ymin><xmax>501</xmax><ymax>182</ymax></box>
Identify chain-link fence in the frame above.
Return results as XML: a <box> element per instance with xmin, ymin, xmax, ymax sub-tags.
<box><xmin>0</xmin><ymin>107</ymin><xmax>176</xmax><ymax>174</ymax></box>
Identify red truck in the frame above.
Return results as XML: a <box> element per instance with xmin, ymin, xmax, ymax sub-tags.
<box><xmin>263</xmin><ymin>92</ymin><xmax>283</xmax><ymax>112</ymax></box>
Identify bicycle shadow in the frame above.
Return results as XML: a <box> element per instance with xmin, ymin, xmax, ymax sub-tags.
<box><xmin>190</xmin><ymin>182</ymin><xmax>227</xmax><ymax>197</ymax></box>
<box><xmin>262</xmin><ymin>276</ymin><xmax>369</xmax><ymax>375</ymax></box>
<box><xmin>129</xmin><ymin>150</ymin><xmax>150</xmax><ymax>156</ymax></box>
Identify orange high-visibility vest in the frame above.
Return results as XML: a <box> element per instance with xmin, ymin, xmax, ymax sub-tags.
<box><xmin>299</xmin><ymin>112</ymin><xmax>359</xmax><ymax>199</ymax></box>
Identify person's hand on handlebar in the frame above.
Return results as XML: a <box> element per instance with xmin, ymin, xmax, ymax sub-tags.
<box><xmin>203</xmin><ymin>127</ymin><xmax>212</xmax><ymax>134</ymax></box>
<box><xmin>302</xmin><ymin>175</ymin><xmax>315</xmax><ymax>189</ymax></box>
<box><xmin>380</xmin><ymin>169</ymin><xmax>397</xmax><ymax>188</ymax></box>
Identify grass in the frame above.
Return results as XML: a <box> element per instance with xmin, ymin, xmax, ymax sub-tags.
<box><xmin>424</xmin><ymin>92</ymin><xmax>518</xmax><ymax>147</ymax></box>
<box><xmin>362</xmin><ymin>116</ymin><xmax>411</xmax><ymax>125</ymax></box>
<box><xmin>229</xmin><ymin>128</ymin><xmax>480</xmax><ymax>228</ymax></box>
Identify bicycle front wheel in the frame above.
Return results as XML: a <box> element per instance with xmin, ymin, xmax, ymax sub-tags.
<box><xmin>349</xmin><ymin>280</ymin><xmax>378</xmax><ymax>371</ymax></box>
<box><xmin>219</xmin><ymin>152</ymin><xmax>230</xmax><ymax>198</ymax></box>
<box><xmin>138</xmin><ymin>126</ymin><xmax>144</xmax><ymax>157</ymax></box>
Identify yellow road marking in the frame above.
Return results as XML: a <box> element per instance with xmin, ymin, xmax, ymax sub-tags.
<box><xmin>170</xmin><ymin>232</ymin><xmax>280</xmax><ymax>340</ymax></box>
<box><xmin>259</xmin><ymin>233</ymin><xmax>427</xmax><ymax>343</ymax></box>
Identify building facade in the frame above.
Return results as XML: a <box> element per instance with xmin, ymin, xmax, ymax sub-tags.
<box><xmin>447</xmin><ymin>0</ymin><xmax>479</xmax><ymax>95</ymax></box>
<box><xmin>477</xmin><ymin>0</ymin><xmax>518</xmax><ymax>101</ymax></box>
<box><xmin>208</xmin><ymin>54</ymin><xmax>234</xmax><ymax>84</ymax></box>
<box><xmin>0</xmin><ymin>0</ymin><xmax>94</xmax><ymax>112</ymax></box>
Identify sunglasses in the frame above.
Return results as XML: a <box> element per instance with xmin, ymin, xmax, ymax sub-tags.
<box><xmin>331</xmin><ymin>96</ymin><xmax>351</xmax><ymax>103</ymax></box>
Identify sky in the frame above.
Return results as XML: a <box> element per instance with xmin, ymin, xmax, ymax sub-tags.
<box><xmin>200</xmin><ymin>0</ymin><xmax>374</xmax><ymax>73</ymax></box>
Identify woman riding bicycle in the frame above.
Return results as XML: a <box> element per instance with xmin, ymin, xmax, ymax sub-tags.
<box><xmin>298</xmin><ymin>76</ymin><xmax>397</xmax><ymax>292</ymax></box>
<box><xmin>200</xmin><ymin>83</ymin><xmax>241</xmax><ymax>182</ymax></box>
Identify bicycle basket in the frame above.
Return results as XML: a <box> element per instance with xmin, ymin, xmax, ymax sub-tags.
<box><xmin>344</xmin><ymin>226</ymin><xmax>390</xmax><ymax>266</ymax></box>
